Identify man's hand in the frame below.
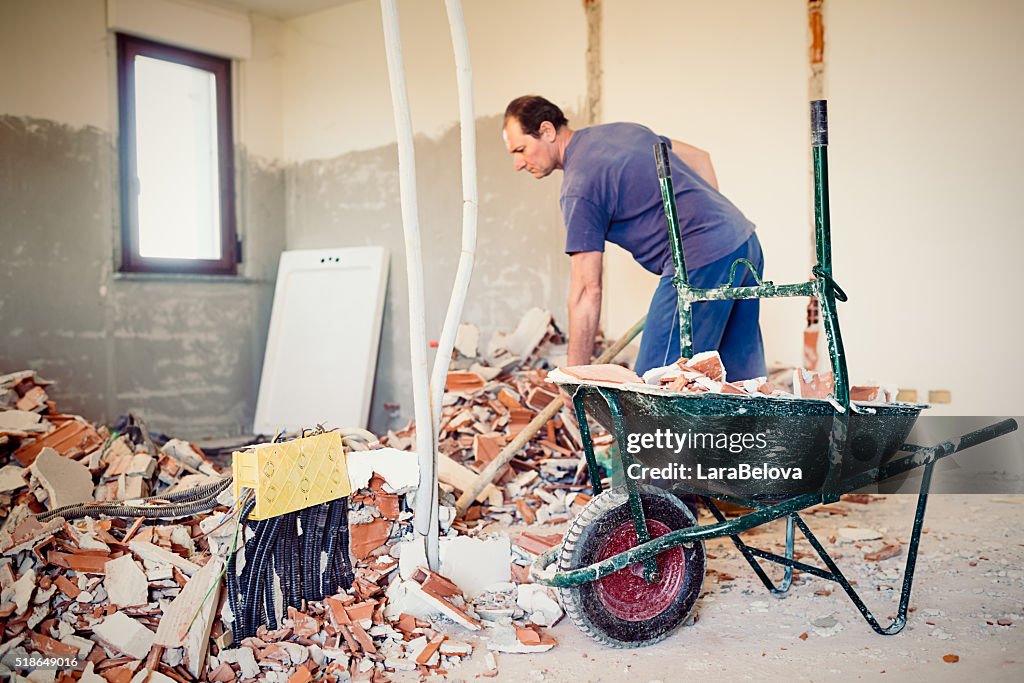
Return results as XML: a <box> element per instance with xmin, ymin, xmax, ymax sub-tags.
<box><xmin>567</xmin><ymin>251</ymin><xmax>603</xmax><ymax>367</ymax></box>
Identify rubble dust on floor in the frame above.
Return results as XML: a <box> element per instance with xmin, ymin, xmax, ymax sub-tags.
<box><xmin>492</xmin><ymin>494</ymin><xmax>1024</xmax><ymax>683</ymax></box>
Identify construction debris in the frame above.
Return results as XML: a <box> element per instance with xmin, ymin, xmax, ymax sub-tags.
<box><xmin>0</xmin><ymin>318</ymin><xmax>584</xmax><ymax>680</ymax></box>
<box><xmin>551</xmin><ymin>350</ymin><xmax>901</xmax><ymax>408</ymax></box>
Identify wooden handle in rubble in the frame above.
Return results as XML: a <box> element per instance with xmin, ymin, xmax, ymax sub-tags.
<box><xmin>454</xmin><ymin>315</ymin><xmax>646</xmax><ymax>516</ymax></box>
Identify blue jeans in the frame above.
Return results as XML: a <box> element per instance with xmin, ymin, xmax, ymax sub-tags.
<box><xmin>635</xmin><ymin>234</ymin><xmax>767</xmax><ymax>381</ymax></box>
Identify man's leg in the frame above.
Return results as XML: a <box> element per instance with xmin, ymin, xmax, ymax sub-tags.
<box><xmin>713</xmin><ymin>235</ymin><xmax>766</xmax><ymax>380</ymax></box>
<box><xmin>689</xmin><ymin>235</ymin><xmax>767</xmax><ymax>381</ymax></box>
<box><xmin>635</xmin><ymin>275</ymin><xmax>680</xmax><ymax>375</ymax></box>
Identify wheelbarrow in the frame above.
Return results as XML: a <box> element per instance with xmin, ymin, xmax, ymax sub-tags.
<box><xmin>531</xmin><ymin>101</ymin><xmax>1019</xmax><ymax>648</ymax></box>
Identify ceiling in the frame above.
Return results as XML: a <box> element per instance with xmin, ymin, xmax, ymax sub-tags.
<box><xmin>226</xmin><ymin>0</ymin><xmax>360</xmax><ymax>21</ymax></box>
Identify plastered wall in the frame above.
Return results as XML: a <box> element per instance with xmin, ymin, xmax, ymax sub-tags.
<box><xmin>826</xmin><ymin>0</ymin><xmax>1024</xmax><ymax>415</ymax></box>
<box><xmin>0</xmin><ymin>0</ymin><xmax>286</xmax><ymax>438</ymax></box>
<box><xmin>279</xmin><ymin>0</ymin><xmax>586</xmax><ymax>433</ymax></box>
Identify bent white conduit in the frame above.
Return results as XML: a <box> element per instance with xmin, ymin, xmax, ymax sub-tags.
<box><xmin>380</xmin><ymin>0</ymin><xmax>439</xmax><ymax>569</ymax></box>
<box><xmin>428</xmin><ymin>0</ymin><xmax>478</xmax><ymax>533</ymax></box>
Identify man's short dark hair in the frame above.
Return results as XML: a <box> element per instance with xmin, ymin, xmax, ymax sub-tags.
<box><xmin>504</xmin><ymin>95</ymin><xmax>568</xmax><ymax>137</ymax></box>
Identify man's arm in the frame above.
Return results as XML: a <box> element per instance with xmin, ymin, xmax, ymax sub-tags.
<box><xmin>567</xmin><ymin>251</ymin><xmax>603</xmax><ymax>367</ymax></box>
<box><xmin>671</xmin><ymin>139</ymin><xmax>719</xmax><ymax>190</ymax></box>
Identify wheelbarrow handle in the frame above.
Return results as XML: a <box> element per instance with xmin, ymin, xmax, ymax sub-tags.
<box><xmin>530</xmin><ymin>547</ymin><xmax>561</xmax><ymax>586</ymax></box>
<box><xmin>956</xmin><ymin>417</ymin><xmax>1018</xmax><ymax>452</ymax></box>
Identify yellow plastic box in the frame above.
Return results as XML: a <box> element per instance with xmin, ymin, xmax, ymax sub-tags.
<box><xmin>232</xmin><ymin>430</ymin><xmax>352</xmax><ymax>520</ymax></box>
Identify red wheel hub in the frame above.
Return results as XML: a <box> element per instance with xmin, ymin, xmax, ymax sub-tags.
<box><xmin>594</xmin><ymin>519</ymin><xmax>686</xmax><ymax>622</ymax></box>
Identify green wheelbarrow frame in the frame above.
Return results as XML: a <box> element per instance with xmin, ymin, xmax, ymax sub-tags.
<box><xmin>533</xmin><ymin>101</ymin><xmax>1020</xmax><ymax>637</ymax></box>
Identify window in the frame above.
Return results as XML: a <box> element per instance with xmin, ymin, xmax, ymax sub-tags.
<box><xmin>117</xmin><ymin>34</ymin><xmax>237</xmax><ymax>274</ymax></box>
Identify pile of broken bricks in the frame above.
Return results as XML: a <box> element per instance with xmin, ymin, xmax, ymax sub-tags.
<box><xmin>380</xmin><ymin>308</ymin><xmax>606</xmax><ymax>529</ymax></box>
<box><xmin>1</xmin><ymin>336</ymin><xmax>587</xmax><ymax>682</ymax></box>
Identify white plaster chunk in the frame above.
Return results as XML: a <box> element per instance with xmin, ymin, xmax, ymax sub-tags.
<box><xmin>346</xmin><ymin>448</ymin><xmax>419</xmax><ymax>492</ymax></box>
<box><xmin>92</xmin><ymin>611</ymin><xmax>156</xmax><ymax>660</ymax></box>
<box><xmin>5</xmin><ymin>568</ymin><xmax>35</xmax><ymax>616</ymax></box>
<box><xmin>104</xmin><ymin>554</ymin><xmax>149</xmax><ymax>607</ymax></box>
<box><xmin>516</xmin><ymin>584</ymin><xmax>563</xmax><ymax>627</ymax></box>
<box><xmin>26</xmin><ymin>669</ymin><xmax>56</xmax><ymax>683</ymax></box>
<box><xmin>29</xmin><ymin>447</ymin><xmax>94</xmax><ymax>509</ymax></box>
<box><xmin>219</xmin><ymin>647</ymin><xmax>260</xmax><ymax>679</ymax></box>
<box><xmin>396</xmin><ymin>535</ymin><xmax>511</xmax><ymax>599</ymax></box>
<box><xmin>504</xmin><ymin>307</ymin><xmax>551</xmax><ymax>359</ymax></box>
<box><xmin>0</xmin><ymin>410</ymin><xmax>46</xmax><ymax>432</ymax></box>
<box><xmin>454</xmin><ymin>322</ymin><xmax>480</xmax><ymax>358</ymax></box>
<box><xmin>129</xmin><ymin>540</ymin><xmax>200</xmax><ymax>575</ymax></box>
<box><xmin>0</xmin><ymin>465</ymin><xmax>28</xmax><ymax>493</ymax></box>
<box><xmin>78</xmin><ymin>662</ymin><xmax>106</xmax><ymax>683</ymax></box>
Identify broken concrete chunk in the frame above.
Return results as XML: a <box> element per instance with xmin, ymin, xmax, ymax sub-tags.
<box><xmin>104</xmin><ymin>554</ymin><xmax>149</xmax><ymax>608</ymax></box>
<box><xmin>516</xmin><ymin>584</ymin><xmax>563</xmax><ymax>627</ymax></box>
<box><xmin>30</xmin><ymin>447</ymin><xmax>94</xmax><ymax>509</ymax></box>
<box><xmin>92</xmin><ymin>611</ymin><xmax>156</xmax><ymax>660</ymax></box>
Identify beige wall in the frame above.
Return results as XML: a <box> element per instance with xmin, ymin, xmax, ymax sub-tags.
<box><xmin>827</xmin><ymin>0</ymin><xmax>1024</xmax><ymax>414</ymax></box>
<box><xmin>281</xmin><ymin>0</ymin><xmax>587</xmax><ymax>161</ymax></box>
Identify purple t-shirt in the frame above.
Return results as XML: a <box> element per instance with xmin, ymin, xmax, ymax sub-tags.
<box><xmin>560</xmin><ymin>123</ymin><xmax>755</xmax><ymax>273</ymax></box>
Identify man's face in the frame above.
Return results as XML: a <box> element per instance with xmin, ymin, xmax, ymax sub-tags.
<box><xmin>503</xmin><ymin>118</ymin><xmax>557</xmax><ymax>178</ymax></box>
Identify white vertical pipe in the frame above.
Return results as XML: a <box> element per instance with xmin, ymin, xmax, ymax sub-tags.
<box><xmin>379</xmin><ymin>0</ymin><xmax>439</xmax><ymax>570</ymax></box>
<box><xmin>429</xmin><ymin>0</ymin><xmax>477</xmax><ymax>514</ymax></box>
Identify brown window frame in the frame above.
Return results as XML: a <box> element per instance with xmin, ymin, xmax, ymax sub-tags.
<box><xmin>116</xmin><ymin>33</ymin><xmax>237</xmax><ymax>275</ymax></box>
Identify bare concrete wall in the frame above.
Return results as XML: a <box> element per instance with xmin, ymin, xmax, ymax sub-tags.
<box><xmin>0</xmin><ymin>113</ymin><xmax>285</xmax><ymax>437</ymax></box>
<box><xmin>284</xmin><ymin>115</ymin><xmax>571</xmax><ymax>435</ymax></box>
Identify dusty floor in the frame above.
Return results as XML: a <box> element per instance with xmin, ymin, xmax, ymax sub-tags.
<box><xmin>431</xmin><ymin>494</ymin><xmax>1024</xmax><ymax>682</ymax></box>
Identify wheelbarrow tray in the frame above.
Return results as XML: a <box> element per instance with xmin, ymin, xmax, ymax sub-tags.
<box><xmin>556</xmin><ymin>379</ymin><xmax>926</xmax><ymax>501</ymax></box>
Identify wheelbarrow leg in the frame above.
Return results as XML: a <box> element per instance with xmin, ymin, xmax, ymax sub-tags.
<box><xmin>572</xmin><ymin>388</ymin><xmax>605</xmax><ymax>497</ymax></box>
<box><xmin>794</xmin><ymin>460</ymin><xmax>936</xmax><ymax>635</ymax></box>
<box><xmin>702</xmin><ymin>498</ymin><xmax>795</xmax><ymax>595</ymax></box>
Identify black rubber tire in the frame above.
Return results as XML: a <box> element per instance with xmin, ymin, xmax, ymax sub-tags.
<box><xmin>557</xmin><ymin>485</ymin><xmax>706</xmax><ymax>648</ymax></box>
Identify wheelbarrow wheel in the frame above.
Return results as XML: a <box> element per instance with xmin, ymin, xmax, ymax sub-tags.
<box><xmin>557</xmin><ymin>485</ymin><xmax>705</xmax><ymax>648</ymax></box>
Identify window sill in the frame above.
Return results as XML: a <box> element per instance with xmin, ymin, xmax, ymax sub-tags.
<box><xmin>113</xmin><ymin>272</ymin><xmax>268</xmax><ymax>285</ymax></box>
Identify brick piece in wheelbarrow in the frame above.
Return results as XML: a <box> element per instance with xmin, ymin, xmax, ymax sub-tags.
<box><xmin>685</xmin><ymin>350</ymin><xmax>726</xmax><ymax>382</ymax></box>
<box><xmin>560</xmin><ymin>364</ymin><xmax>640</xmax><ymax>384</ymax></box>
<box><xmin>793</xmin><ymin>368</ymin><xmax>834</xmax><ymax>399</ymax></box>
<box><xmin>850</xmin><ymin>385</ymin><xmax>884</xmax><ymax>402</ymax></box>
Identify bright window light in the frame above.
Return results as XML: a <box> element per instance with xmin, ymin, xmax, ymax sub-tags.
<box><xmin>134</xmin><ymin>56</ymin><xmax>221</xmax><ymax>260</ymax></box>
